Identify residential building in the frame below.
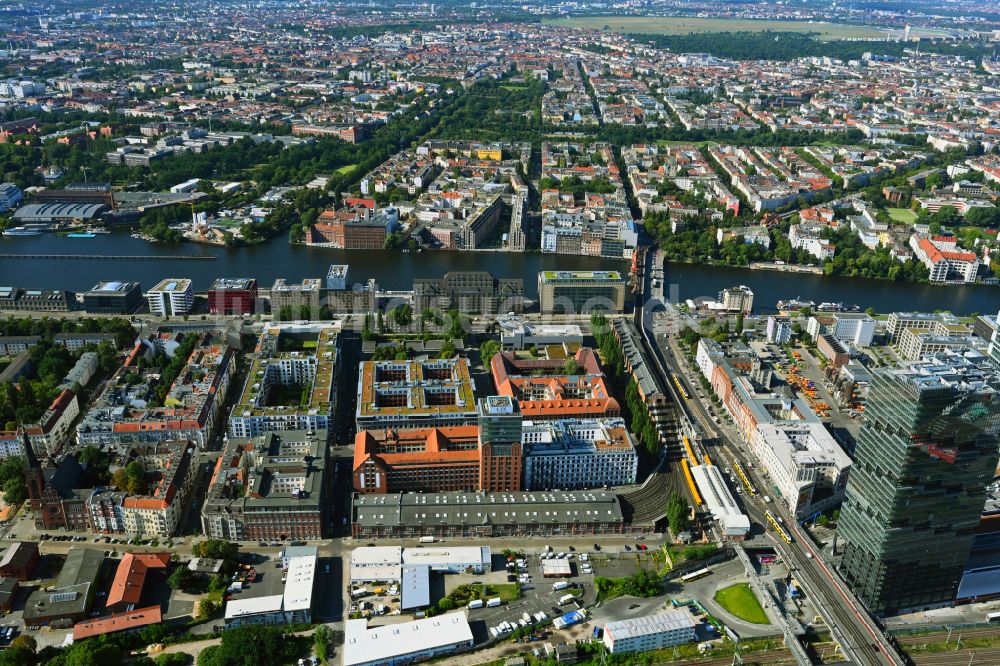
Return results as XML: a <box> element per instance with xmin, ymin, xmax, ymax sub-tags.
<box><xmin>121</xmin><ymin>442</ymin><xmax>196</xmax><ymax>537</ymax></box>
<box><xmin>886</xmin><ymin>311</ymin><xmax>961</xmax><ymax>343</ymax></box>
<box><xmin>766</xmin><ymin>316</ymin><xmax>792</xmax><ymax>345</ymax></box>
<box><xmin>355</xmin><ymin>358</ymin><xmax>478</xmax><ymax>431</ymax></box>
<box><xmin>326</xmin><ymin>265</ymin><xmax>349</xmax><ymax>291</ymax></box>
<box><xmin>602</xmin><ymin>610</ymin><xmax>697</xmax><ymax>654</ymax></box>
<box><xmin>269</xmin><ymin>278</ymin><xmax>322</xmax><ymax>318</ymax></box>
<box><xmin>352</xmin><ymin>489</ymin><xmax>635</xmax><ymax>539</ymax></box>
<box><xmin>838</xmin><ymin>353</ymin><xmax>1000</xmax><ymax>614</ymax></box>
<box><xmin>413</xmin><ymin>272</ymin><xmax>524</xmax><ymax>315</ymax></box>
<box><xmin>83</xmin><ymin>281</ymin><xmax>143</xmax><ymax>314</ymax></box>
<box><xmin>522</xmin><ymin>418</ymin><xmax>638</xmax><ymax>491</ymax></box>
<box><xmin>0</xmin><ymin>335</ymin><xmax>40</xmax><ymax>354</ymax></box>
<box><xmin>909</xmin><ymin>233</ymin><xmax>981</xmax><ymax>283</ymax></box>
<box><xmin>751</xmin><ymin>422</ymin><xmax>851</xmax><ymax>519</ymax></box>
<box><xmin>537</xmin><ymin>271</ymin><xmax>626</xmax><ymax>315</ymax></box>
<box><xmin>78</xmin><ymin>341</ymin><xmax>234</xmax><ymax>451</ymax></box>
<box><xmin>58</xmin><ymin>352</ymin><xmax>99</xmax><ymax>391</ymax></box>
<box><xmin>228</xmin><ymin>324</ymin><xmax>338</xmax><ymax>438</ymax></box>
<box><xmin>807</xmin><ymin>313</ymin><xmax>875</xmax><ymax>347</ymax></box>
<box><xmin>54</xmin><ymin>332</ymin><xmax>116</xmax><ymax>351</ymax></box>
<box><xmin>73</xmin><ymin>606</ymin><xmax>163</xmax><ymax>642</ymax></box>
<box><xmin>146</xmin><ymin>279</ymin><xmax>194</xmax><ymax>317</ymax></box>
<box><xmin>208</xmin><ymin>278</ymin><xmax>258</xmax><ymax>316</ymax></box>
<box><xmin>202</xmin><ymin>430</ymin><xmax>327</xmax><ymax>542</ymax></box>
<box><xmin>344</xmin><ymin>612</ymin><xmax>474</xmax><ymax>666</ymax></box>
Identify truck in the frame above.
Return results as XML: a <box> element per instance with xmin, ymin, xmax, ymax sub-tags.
<box><xmin>486</xmin><ymin>597</ymin><xmax>503</xmax><ymax>608</ymax></box>
<box><xmin>552</xmin><ymin>581</ymin><xmax>569</xmax><ymax>591</ymax></box>
<box><xmin>468</xmin><ymin>599</ymin><xmax>484</xmax><ymax>609</ymax></box>
<box><xmin>558</xmin><ymin>593</ymin><xmax>576</xmax><ymax>605</ymax></box>
<box><xmin>350</xmin><ymin>588</ymin><xmax>369</xmax><ymax>598</ymax></box>
<box><xmin>419</xmin><ymin>536</ymin><xmax>435</xmax><ymax>543</ymax></box>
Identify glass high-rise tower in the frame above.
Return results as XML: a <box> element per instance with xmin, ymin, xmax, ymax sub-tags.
<box><xmin>838</xmin><ymin>352</ymin><xmax>1000</xmax><ymax>615</ymax></box>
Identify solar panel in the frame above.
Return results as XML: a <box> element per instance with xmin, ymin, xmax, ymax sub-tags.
<box><xmin>50</xmin><ymin>591</ymin><xmax>78</xmax><ymax>603</ymax></box>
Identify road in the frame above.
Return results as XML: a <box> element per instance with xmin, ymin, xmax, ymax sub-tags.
<box><xmin>634</xmin><ymin>246</ymin><xmax>903</xmax><ymax>666</ymax></box>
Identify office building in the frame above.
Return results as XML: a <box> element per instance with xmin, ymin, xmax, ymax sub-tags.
<box><xmin>807</xmin><ymin>312</ymin><xmax>875</xmax><ymax>347</ymax></box>
<box><xmin>269</xmin><ymin>278</ymin><xmax>322</xmax><ymax>318</ymax></box>
<box><xmin>353</xmin><ymin>401</ymin><xmax>524</xmax><ymax>494</ymax></box>
<box><xmin>413</xmin><ymin>272</ymin><xmax>524</xmax><ymax>315</ymax></box>
<box><xmin>106</xmin><ymin>552</ymin><xmax>170</xmax><ymax>614</ymax></box>
<box><xmin>602</xmin><ymin>610</ymin><xmax>697</xmax><ymax>654</ymax></box>
<box><xmin>0</xmin><ymin>183</ymin><xmax>22</xmax><ymax>213</ymax></box>
<box><xmin>228</xmin><ymin>324</ymin><xmax>338</xmax><ymax>438</ymax></box>
<box><xmin>522</xmin><ymin>419</ymin><xmax>638</xmax><ymax>491</ymax></box>
<box><xmin>208</xmin><ymin>278</ymin><xmax>258</xmax><ymax>315</ymax></box>
<box><xmin>202</xmin><ymin>430</ymin><xmax>327</xmax><ymax>542</ymax></box>
<box><xmin>0</xmin><ymin>286</ymin><xmax>76</xmax><ymax>312</ymax></box>
<box><xmin>326</xmin><ymin>265</ymin><xmax>349</xmax><ymax>291</ymax></box>
<box><xmin>344</xmin><ymin>612</ymin><xmax>474</xmax><ymax>666</ymax></box>
<box><xmin>537</xmin><ymin>271</ymin><xmax>626</xmax><ymax>315</ymax></box>
<box><xmin>355</xmin><ymin>358</ymin><xmax>478</xmax><ymax>431</ymax></box>
<box><xmin>491</xmin><ymin>349</ymin><xmax>620</xmax><ymax>421</ymax></box>
<box><xmin>817</xmin><ymin>334</ymin><xmax>851</xmax><ymax>369</ymax></box>
<box><xmin>838</xmin><ymin>353</ymin><xmax>1000</xmax><ymax>614</ymax></box>
<box><xmin>750</xmin><ymin>422</ymin><xmax>851</xmax><ymax>519</ymax></box>
<box><xmin>146</xmin><ymin>278</ymin><xmax>194</xmax><ymax>317</ymax></box>
<box><xmin>496</xmin><ymin>318</ymin><xmax>584</xmax><ymax>350</ymax></box>
<box><xmin>83</xmin><ymin>281</ymin><xmax>142</xmax><ymax>314</ymax></box>
<box><xmin>766</xmin><ymin>316</ymin><xmax>792</xmax><ymax>344</ymax></box>
<box><xmin>989</xmin><ymin>311</ymin><xmax>1000</xmax><ymax>368</ymax></box>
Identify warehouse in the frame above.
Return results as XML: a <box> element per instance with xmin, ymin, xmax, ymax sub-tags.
<box><xmin>12</xmin><ymin>202</ymin><xmax>109</xmax><ymax>223</ymax></box>
<box><xmin>344</xmin><ymin>611</ymin><xmax>474</xmax><ymax>666</ymax></box>
<box><xmin>602</xmin><ymin>609</ymin><xmax>697</xmax><ymax>654</ymax></box>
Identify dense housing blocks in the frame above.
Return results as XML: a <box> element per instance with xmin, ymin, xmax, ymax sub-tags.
<box><xmin>355</xmin><ymin>358</ymin><xmax>478</xmax><ymax>431</ymax></box>
<box><xmin>228</xmin><ymin>324</ymin><xmax>339</xmax><ymax>438</ymax></box>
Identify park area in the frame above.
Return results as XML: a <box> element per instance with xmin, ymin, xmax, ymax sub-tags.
<box><xmin>543</xmin><ymin>16</ymin><xmax>887</xmax><ymax>40</ymax></box>
<box><xmin>714</xmin><ymin>583</ymin><xmax>769</xmax><ymax>624</ymax></box>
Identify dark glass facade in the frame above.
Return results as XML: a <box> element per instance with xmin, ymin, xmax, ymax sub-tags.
<box><xmin>838</xmin><ymin>357</ymin><xmax>1000</xmax><ymax>615</ymax></box>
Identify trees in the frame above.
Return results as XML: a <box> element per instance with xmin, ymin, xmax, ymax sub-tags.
<box><xmin>168</xmin><ymin>565</ymin><xmax>198</xmax><ymax>591</ymax></box>
<box><xmin>0</xmin><ymin>457</ymin><xmax>27</xmax><ymax>505</ymax></box>
<box><xmin>666</xmin><ymin>492</ymin><xmax>690</xmax><ymax>535</ymax></box>
<box><xmin>313</xmin><ymin>626</ymin><xmax>331</xmax><ymax>663</ymax></box>
<box><xmin>479</xmin><ymin>339</ymin><xmax>501</xmax><ymax>366</ymax></box>
<box><xmin>391</xmin><ymin>304</ymin><xmax>413</xmax><ymax>328</ymax></box>
<box><xmin>196</xmin><ymin>626</ymin><xmax>300</xmax><ymax>666</ymax></box>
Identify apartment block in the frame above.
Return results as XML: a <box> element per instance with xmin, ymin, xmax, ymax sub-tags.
<box><xmin>522</xmin><ymin>418</ymin><xmax>638</xmax><ymax>491</ymax></box>
<box><xmin>355</xmin><ymin>358</ymin><xmax>478</xmax><ymax>431</ymax></box>
<box><xmin>413</xmin><ymin>271</ymin><xmax>524</xmax><ymax>315</ymax></box>
<box><xmin>269</xmin><ymin>278</ymin><xmax>322</xmax><ymax>317</ymax></box>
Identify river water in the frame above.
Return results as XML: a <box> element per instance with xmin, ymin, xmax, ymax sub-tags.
<box><xmin>1</xmin><ymin>232</ymin><xmax>997</xmax><ymax>314</ymax></box>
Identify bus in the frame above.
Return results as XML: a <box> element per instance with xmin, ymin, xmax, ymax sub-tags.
<box><xmin>680</xmin><ymin>568</ymin><xmax>712</xmax><ymax>583</ymax></box>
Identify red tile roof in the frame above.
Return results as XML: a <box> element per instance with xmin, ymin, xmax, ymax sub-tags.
<box><xmin>106</xmin><ymin>552</ymin><xmax>170</xmax><ymax>608</ymax></box>
<box><xmin>72</xmin><ymin>605</ymin><xmax>162</xmax><ymax>641</ymax></box>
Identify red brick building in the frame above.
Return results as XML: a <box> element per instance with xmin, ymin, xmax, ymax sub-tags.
<box><xmin>0</xmin><ymin>541</ymin><xmax>39</xmax><ymax>580</ymax></box>
<box><xmin>208</xmin><ymin>278</ymin><xmax>258</xmax><ymax>315</ymax></box>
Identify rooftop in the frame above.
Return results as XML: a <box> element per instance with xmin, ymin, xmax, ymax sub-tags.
<box><xmin>344</xmin><ymin>612</ymin><xmax>473</xmax><ymax>666</ymax></box>
<box><xmin>149</xmin><ymin>278</ymin><xmax>193</xmax><ymax>293</ymax></box>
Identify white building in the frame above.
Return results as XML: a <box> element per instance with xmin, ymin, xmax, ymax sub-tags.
<box><xmin>147</xmin><ymin>278</ymin><xmax>194</xmax><ymax>316</ymax></box>
<box><xmin>344</xmin><ymin>612</ymin><xmax>474</xmax><ymax>666</ymax></box>
<box><xmin>766</xmin><ymin>316</ymin><xmax>792</xmax><ymax>345</ymax></box>
<box><xmin>349</xmin><ymin>546</ymin><xmax>491</xmax><ymax>583</ymax></box>
<box><xmin>750</xmin><ymin>422</ymin><xmax>852</xmax><ymax>519</ymax></box>
<box><xmin>690</xmin><ymin>464</ymin><xmax>751</xmax><ymax>539</ymax></box>
<box><xmin>602</xmin><ymin>609</ymin><xmax>697</xmax><ymax>654</ymax></box>
<box><xmin>496</xmin><ymin>316</ymin><xmax>583</xmax><ymax>350</ymax></box>
<box><xmin>789</xmin><ymin>222</ymin><xmax>835</xmax><ymax>260</ymax></box>
<box><xmin>522</xmin><ymin>418</ymin><xmax>638</xmax><ymax>490</ymax></box>
<box><xmin>719</xmin><ymin>285</ymin><xmax>754</xmax><ymax>314</ymax></box>
<box><xmin>807</xmin><ymin>313</ymin><xmax>875</xmax><ymax>347</ymax></box>
<box><xmin>225</xmin><ymin>548</ymin><xmax>316</xmax><ymax>626</ymax></box>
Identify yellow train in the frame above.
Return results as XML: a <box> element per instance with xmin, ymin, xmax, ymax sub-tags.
<box><xmin>765</xmin><ymin>510</ymin><xmax>793</xmax><ymax>544</ymax></box>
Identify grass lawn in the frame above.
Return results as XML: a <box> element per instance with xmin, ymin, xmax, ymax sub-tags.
<box><xmin>485</xmin><ymin>583</ymin><xmax>523</xmax><ymax>602</ymax></box>
<box><xmin>336</xmin><ymin>163</ymin><xmax>358</xmax><ymax>175</ymax></box>
<box><xmin>887</xmin><ymin>207</ymin><xmax>918</xmax><ymax>224</ymax></box>
<box><xmin>501</xmin><ymin>85</ymin><xmax>529</xmax><ymax>91</ymax></box>
<box><xmin>543</xmin><ymin>17</ymin><xmax>886</xmax><ymax>40</ymax></box>
<box><xmin>714</xmin><ymin>583</ymin><xmax>769</xmax><ymax>624</ymax></box>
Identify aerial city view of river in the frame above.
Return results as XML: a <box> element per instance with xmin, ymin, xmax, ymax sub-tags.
<box><xmin>1</xmin><ymin>232</ymin><xmax>997</xmax><ymax>315</ymax></box>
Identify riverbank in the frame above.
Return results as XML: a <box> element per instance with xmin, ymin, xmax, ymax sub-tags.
<box><xmin>0</xmin><ymin>232</ymin><xmax>997</xmax><ymax>314</ymax></box>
